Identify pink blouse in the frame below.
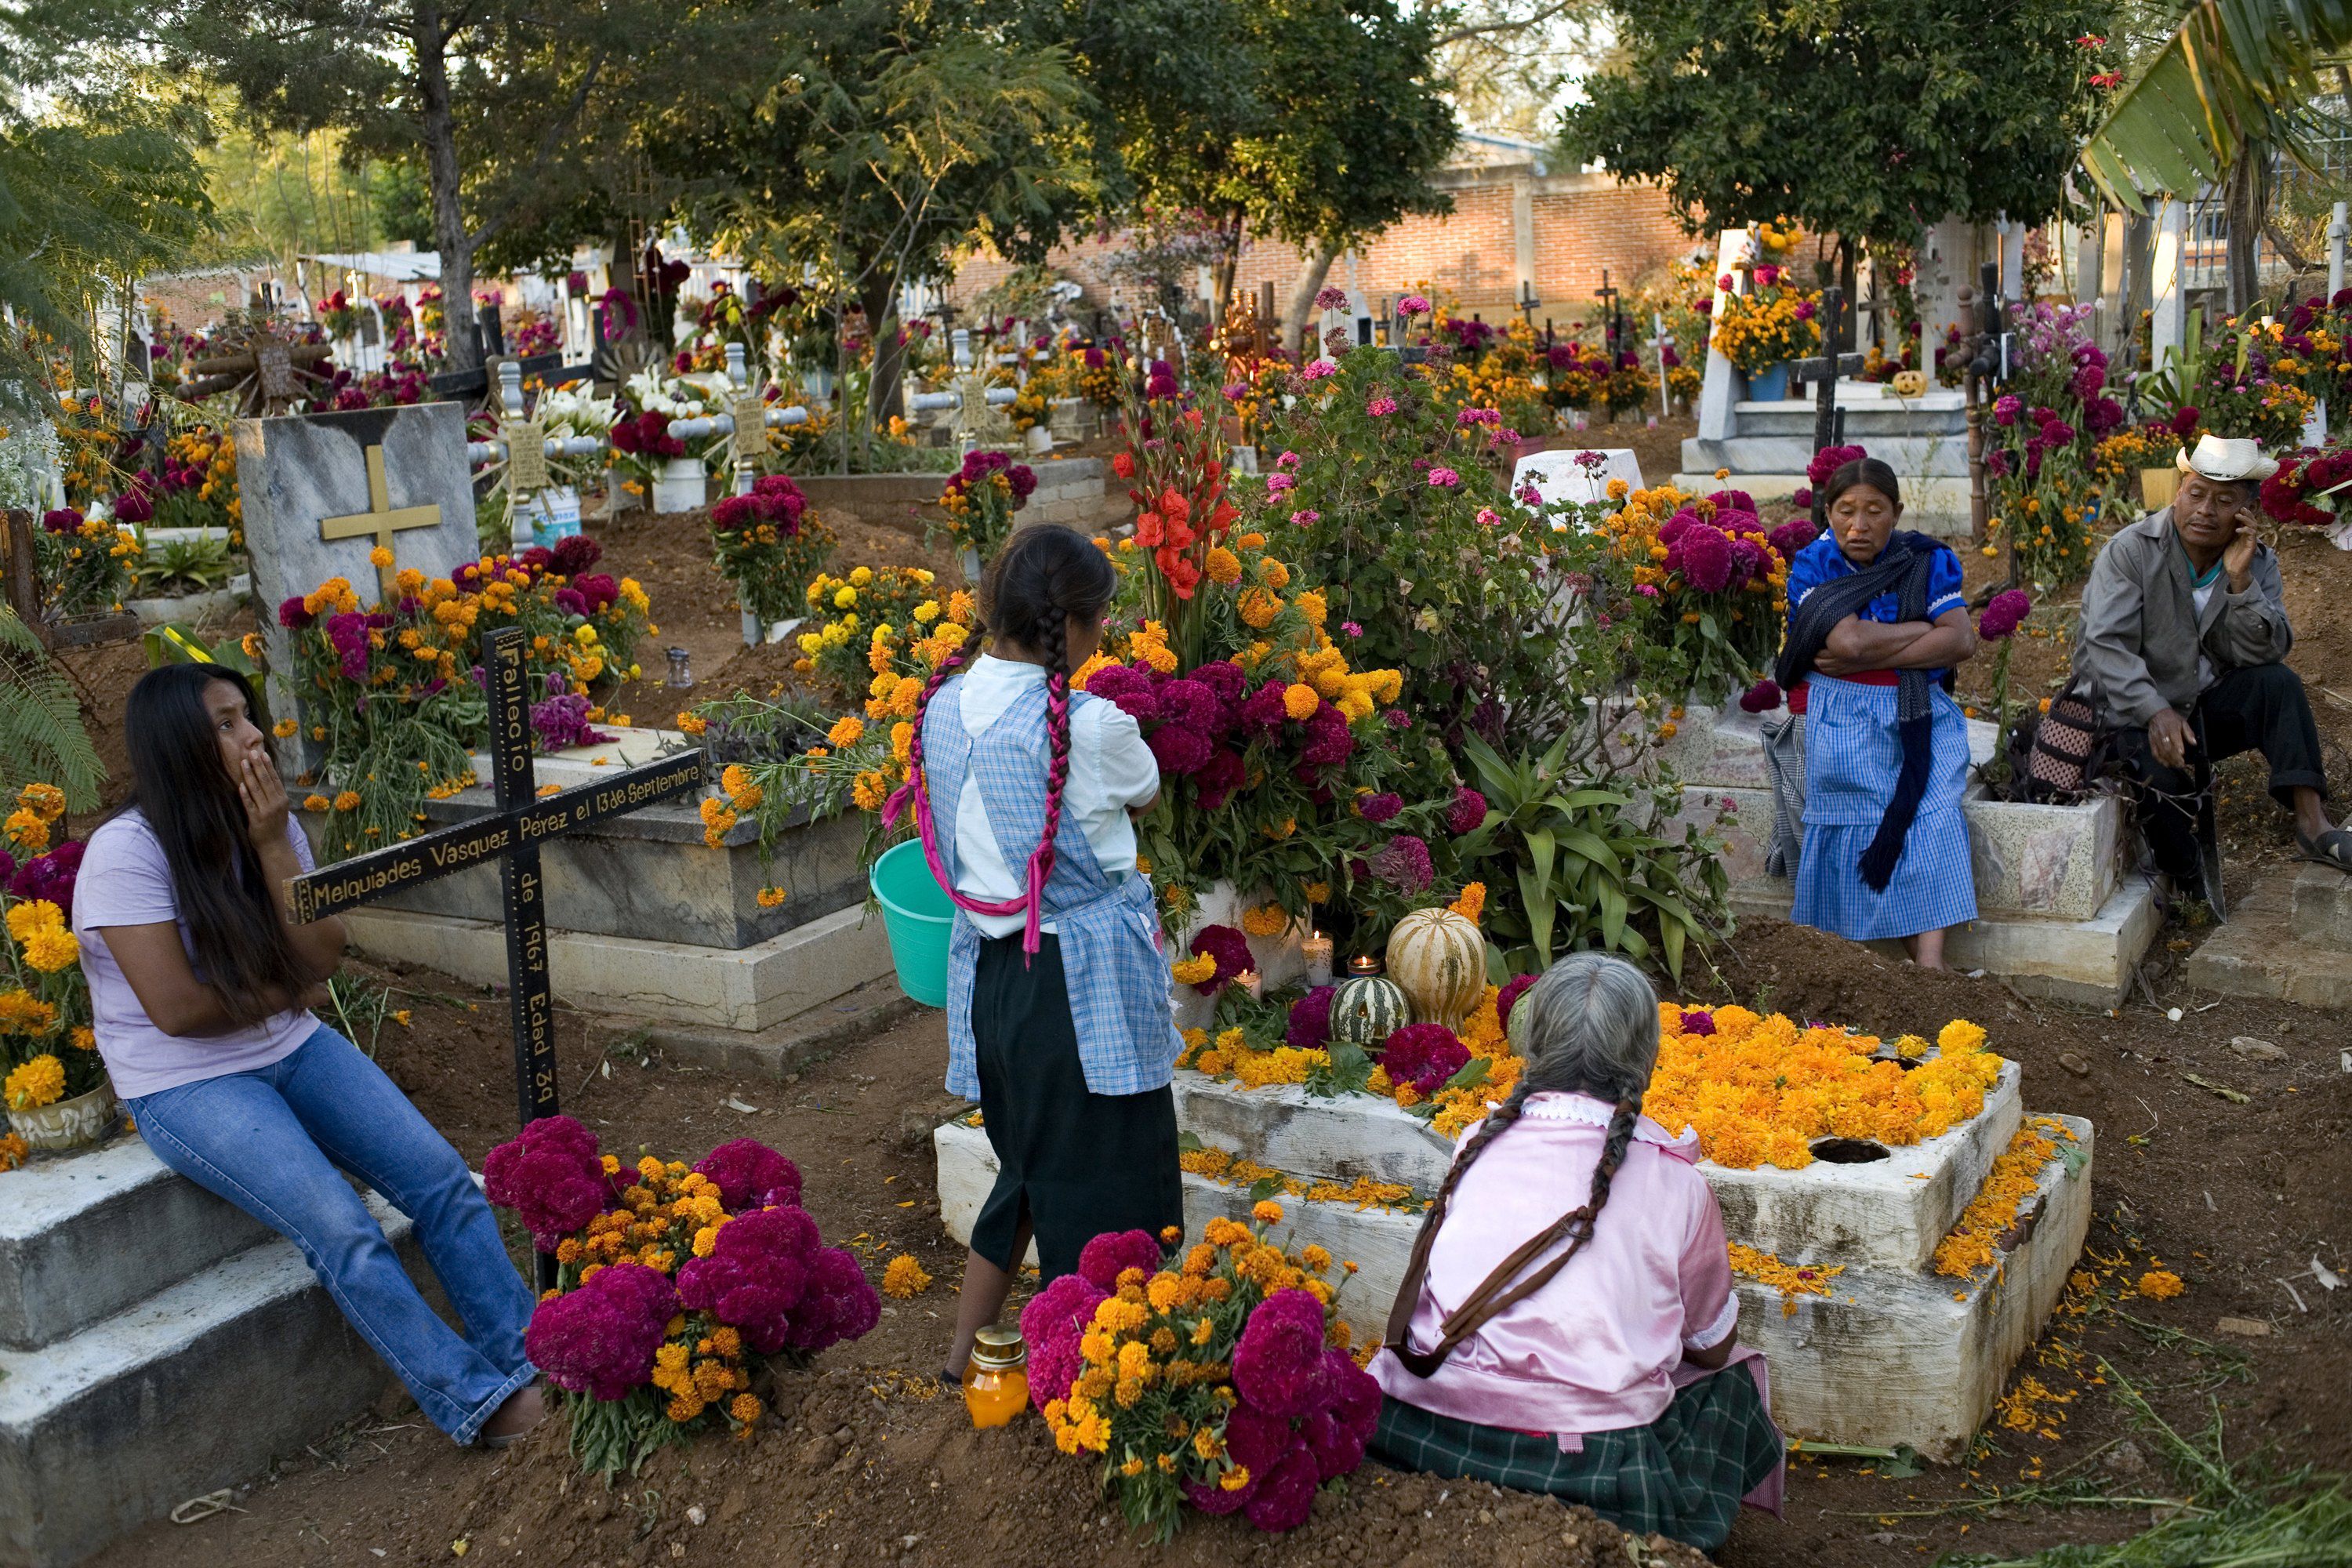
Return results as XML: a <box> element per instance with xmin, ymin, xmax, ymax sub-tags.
<box><xmin>1370</xmin><ymin>1091</ymin><xmax>1744</xmax><ymax>1436</ymax></box>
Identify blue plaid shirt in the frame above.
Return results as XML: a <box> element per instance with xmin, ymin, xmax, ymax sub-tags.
<box><xmin>921</xmin><ymin>680</ymin><xmax>1178</xmax><ymax>1098</ymax></box>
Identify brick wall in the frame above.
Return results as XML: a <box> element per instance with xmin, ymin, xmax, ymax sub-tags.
<box><xmin>943</xmin><ymin>165</ymin><xmax>1699</xmax><ymax>327</ymax></box>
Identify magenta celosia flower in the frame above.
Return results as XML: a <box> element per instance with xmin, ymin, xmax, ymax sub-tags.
<box><xmin>1185</xmin><ymin>1475</ymin><xmax>1253</xmax><ymax>1515</ymax></box>
<box><xmin>1083</xmin><ymin>662</ymin><xmax>1160</xmax><ymax>724</ymax></box>
<box><xmin>1978</xmin><ymin>588</ymin><xmax>2033</xmax><ymax>641</ymax></box>
<box><xmin>692</xmin><ymin>1138</ymin><xmax>803</xmax><ymax>1211</ymax></box>
<box><xmin>1232</xmin><ymin>1288</ymin><xmax>1329</xmax><ymax>1417</ymax></box>
<box><xmin>1189</xmin><ymin>924</ymin><xmax>1255</xmax><ymax>992</ymax></box>
<box><xmin>1149</xmin><ymin>722</ymin><xmax>1214</xmax><ymax>776</ymax></box>
<box><xmin>1077</xmin><ymin>1229</ymin><xmax>1165</xmax><ymax>1290</ymax></box>
<box><xmin>1679</xmin><ymin>1008</ymin><xmax>1717</xmax><ymax>1036</ymax></box>
<box><xmin>1382</xmin><ymin>1023</ymin><xmax>1469</xmax><ymax>1094</ymax></box>
<box><xmin>1301</xmin><ymin>1409</ymin><xmax>1363</xmax><ymax>1483</ymax></box>
<box><xmin>1299</xmin><ymin>707</ymin><xmax>1355</xmax><ymax>768</ymax></box>
<box><xmin>1224</xmin><ymin>1402</ymin><xmax>1301</xmax><ymax>1475</ymax></box>
<box><xmin>1359</xmin><ymin>792</ymin><xmax>1403</xmax><ymax>825</ymax></box>
<box><xmin>1189</xmin><ymin>659</ymin><xmax>1247</xmax><ymax>706</ymax></box>
<box><xmin>1239</xmin><ymin>682</ymin><xmax>1291</xmax><ymax>738</ymax></box>
<box><xmin>524</xmin><ymin>1262</ymin><xmax>677</xmax><ymax>1400</ymax></box>
<box><xmin>1679</xmin><ymin>524</ymin><xmax>1736</xmax><ymax>593</ymax></box>
<box><xmin>1805</xmin><ymin>443</ymin><xmax>1868</xmax><ymax>486</ymax></box>
<box><xmin>782</xmin><ymin>1246</ymin><xmax>880</xmax><ymax>1354</ymax></box>
<box><xmin>1286</xmin><ymin>986</ymin><xmax>1335</xmax><ymax>1049</ymax></box>
<box><xmin>1768</xmin><ymin>518</ymin><xmax>1820</xmax><ymax>564</ymax></box>
<box><xmin>1194</xmin><ymin>748</ymin><xmax>1245</xmax><ymax>811</ymax></box>
<box><xmin>1708</xmin><ymin>488</ymin><xmax>1756</xmax><ymax>514</ymax></box>
<box><xmin>1323</xmin><ymin>1346</ymin><xmax>1381</xmax><ymax>1440</ymax></box>
<box><xmin>1446</xmin><ymin>786</ymin><xmax>1488</xmax><ymax>836</ymax></box>
<box><xmin>1740</xmin><ymin>678</ymin><xmax>1784</xmax><ymax>713</ymax></box>
<box><xmin>1993</xmin><ymin>394</ymin><xmax>2022</xmax><ymax>426</ymax></box>
<box><xmin>1495</xmin><ymin>974</ymin><xmax>1537</xmax><ymax>1033</ymax></box>
<box><xmin>674</xmin><ymin>1203</ymin><xmax>819</xmax><ymax>1353</ymax></box>
<box><xmin>484</xmin><ymin>1115</ymin><xmax>614</xmax><ymax>1250</ymax></box>
<box><xmin>1019</xmin><ymin>1272</ymin><xmax>1109</xmax><ymax>1411</ymax></box>
<box><xmin>1157</xmin><ymin>677</ymin><xmax>1227</xmax><ymax>736</ymax></box>
<box><xmin>1367</xmin><ymin>833</ymin><xmax>1432</xmax><ymax>895</ymax></box>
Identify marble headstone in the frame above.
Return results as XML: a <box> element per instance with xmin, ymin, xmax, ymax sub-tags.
<box><xmin>1511</xmin><ymin>448</ymin><xmax>1646</xmax><ymax>523</ymax></box>
<box><xmin>235</xmin><ymin>402</ymin><xmax>481</xmax><ymax>766</ymax></box>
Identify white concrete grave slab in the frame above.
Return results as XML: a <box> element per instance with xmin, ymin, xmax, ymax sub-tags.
<box><xmin>1511</xmin><ymin>448</ymin><xmax>1646</xmax><ymax>518</ymax></box>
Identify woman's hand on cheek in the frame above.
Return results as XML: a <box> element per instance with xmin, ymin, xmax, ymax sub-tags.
<box><xmin>238</xmin><ymin>751</ymin><xmax>292</xmax><ymax>840</ymax></box>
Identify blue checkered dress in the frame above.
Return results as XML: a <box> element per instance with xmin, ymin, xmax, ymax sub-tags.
<box><xmin>922</xmin><ymin>680</ymin><xmax>1179</xmax><ymax>1100</ymax></box>
<box><xmin>1791</xmin><ymin>673</ymin><xmax>1978</xmax><ymax>940</ymax></box>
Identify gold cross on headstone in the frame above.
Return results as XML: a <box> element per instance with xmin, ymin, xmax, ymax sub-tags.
<box><xmin>320</xmin><ymin>445</ymin><xmax>442</xmax><ymax>597</ymax></box>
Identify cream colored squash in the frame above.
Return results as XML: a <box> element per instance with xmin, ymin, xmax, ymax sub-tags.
<box><xmin>1386</xmin><ymin>908</ymin><xmax>1486</xmax><ymax>1030</ymax></box>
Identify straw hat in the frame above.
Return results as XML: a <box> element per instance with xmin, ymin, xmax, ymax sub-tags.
<box><xmin>2174</xmin><ymin>433</ymin><xmax>2278</xmax><ymax>485</ymax></box>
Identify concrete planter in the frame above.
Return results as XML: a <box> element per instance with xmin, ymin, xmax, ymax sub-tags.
<box><xmin>6</xmin><ymin>1082</ymin><xmax>120</xmax><ymax>1154</ymax></box>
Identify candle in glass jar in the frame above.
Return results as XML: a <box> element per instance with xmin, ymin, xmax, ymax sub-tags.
<box><xmin>1348</xmin><ymin>953</ymin><xmax>1384</xmax><ymax>978</ymax></box>
<box><xmin>1235</xmin><ymin>969</ymin><xmax>1262</xmax><ymax>1002</ymax></box>
<box><xmin>1302</xmin><ymin>931</ymin><xmax>1333</xmax><ymax>987</ymax></box>
<box><xmin>964</xmin><ymin>1325</ymin><xmax>1029</xmax><ymax>1428</ymax></box>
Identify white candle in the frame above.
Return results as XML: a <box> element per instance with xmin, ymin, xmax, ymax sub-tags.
<box><xmin>1302</xmin><ymin>932</ymin><xmax>1333</xmax><ymax>988</ymax></box>
<box><xmin>1236</xmin><ymin>969</ymin><xmax>1262</xmax><ymax>1002</ymax></box>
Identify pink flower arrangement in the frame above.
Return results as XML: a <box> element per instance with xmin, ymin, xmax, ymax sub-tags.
<box><xmin>484</xmin><ymin>1114</ymin><xmax>617</xmax><ymax>1250</ymax></box>
<box><xmin>1396</xmin><ymin>295</ymin><xmax>1431</xmax><ymax>318</ymax></box>
<box><xmin>1078</xmin><ymin>1228</ymin><xmax>1165</xmax><ymax>1290</ymax></box>
<box><xmin>1426</xmin><ymin>466</ymin><xmax>1461</xmax><ymax>488</ymax></box>
<box><xmin>1977</xmin><ymin>589</ymin><xmax>2033</xmax><ymax>641</ymax></box>
<box><xmin>1018</xmin><ymin>1271</ymin><xmax>1109</xmax><ymax>1413</ymax></box>
<box><xmin>1189</xmin><ymin>1296</ymin><xmax>1381</xmax><ymax>1532</ymax></box>
<box><xmin>1381</xmin><ymin>1022</ymin><xmax>1469</xmax><ymax>1093</ymax></box>
<box><xmin>693</xmin><ymin>1138</ymin><xmax>804</xmax><ymax>1210</ymax></box>
<box><xmin>525</xmin><ymin>1262</ymin><xmax>677</xmax><ymax>1400</ymax></box>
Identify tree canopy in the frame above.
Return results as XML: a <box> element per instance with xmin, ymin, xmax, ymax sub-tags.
<box><xmin>1560</xmin><ymin>0</ymin><xmax>2114</xmax><ymax>252</ymax></box>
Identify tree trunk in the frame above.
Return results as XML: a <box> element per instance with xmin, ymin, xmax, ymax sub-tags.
<box><xmin>862</xmin><ymin>270</ymin><xmax>906</xmax><ymax>442</ymax></box>
<box><xmin>1835</xmin><ymin>237</ymin><xmax>1857</xmax><ymax>360</ymax></box>
<box><xmin>2223</xmin><ymin>147</ymin><xmax>2267</xmax><ymax>318</ymax></box>
<box><xmin>1281</xmin><ymin>238</ymin><xmax>1342</xmax><ymax>356</ymax></box>
<box><xmin>1210</xmin><ymin>211</ymin><xmax>1245</xmax><ymax>327</ymax></box>
<box><xmin>412</xmin><ymin>0</ymin><xmax>479</xmax><ymax>376</ymax></box>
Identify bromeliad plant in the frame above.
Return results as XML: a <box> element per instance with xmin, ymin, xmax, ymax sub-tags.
<box><xmin>485</xmin><ymin>1120</ymin><xmax>879</xmax><ymax>1477</ymax></box>
<box><xmin>1023</xmin><ymin>1214</ymin><xmax>1381</xmax><ymax>1540</ymax></box>
<box><xmin>1454</xmin><ymin>728</ymin><xmax>1726</xmax><ymax>983</ymax></box>
<box><xmin>0</xmin><ymin>784</ymin><xmax>99</xmax><ymax>1143</ymax></box>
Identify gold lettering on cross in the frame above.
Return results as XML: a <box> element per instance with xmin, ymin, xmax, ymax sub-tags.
<box><xmin>319</xmin><ymin>445</ymin><xmax>441</xmax><ymax>596</ymax></box>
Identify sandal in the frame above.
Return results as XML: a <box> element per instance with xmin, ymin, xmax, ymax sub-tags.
<box><xmin>2297</xmin><ymin>826</ymin><xmax>2352</xmax><ymax>872</ymax></box>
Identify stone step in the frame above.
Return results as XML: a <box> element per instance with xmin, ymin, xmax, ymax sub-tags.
<box><xmin>0</xmin><ymin>1191</ymin><xmax>424</xmax><ymax>1568</ymax></box>
<box><xmin>1731</xmin><ymin>873</ymin><xmax>2162</xmax><ymax>1009</ymax></box>
<box><xmin>2288</xmin><ymin>863</ymin><xmax>2352</xmax><ymax>947</ymax></box>
<box><xmin>0</xmin><ymin>1139</ymin><xmax>274</xmax><ymax>1352</ymax></box>
<box><xmin>343</xmin><ymin>898</ymin><xmax>895</xmax><ymax>1033</ymax></box>
<box><xmin>2187</xmin><ymin>872</ymin><xmax>2352</xmax><ymax>1007</ymax></box>
<box><xmin>933</xmin><ymin>1112</ymin><xmax>2094</xmax><ymax>1462</ymax></box>
<box><xmin>1727</xmin><ymin>401</ymin><xmax>1969</xmax><ymax>439</ymax></box>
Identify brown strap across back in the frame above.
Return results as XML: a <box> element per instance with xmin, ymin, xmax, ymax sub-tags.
<box><xmin>1381</xmin><ymin>1187</ymin><xmax>1600</xmax><ymax>1380</ymax></box>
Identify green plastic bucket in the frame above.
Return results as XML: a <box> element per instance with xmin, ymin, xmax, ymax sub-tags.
<box><xmin>872</xmin><ymin>838</ymin><xmax>955</xmax><ymax>1007</ymax></box>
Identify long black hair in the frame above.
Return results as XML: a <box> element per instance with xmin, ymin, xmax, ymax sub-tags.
<box><xmin>119</xmin><ymin>664</ymin><xmax>311</xmax><ymax>1025</ymax></box>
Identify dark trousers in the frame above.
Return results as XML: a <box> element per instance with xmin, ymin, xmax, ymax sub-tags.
<box><xmin>2113</xmin><ymin>662</ymin><xmax>2327</xmax><ymax>882</ymax></box>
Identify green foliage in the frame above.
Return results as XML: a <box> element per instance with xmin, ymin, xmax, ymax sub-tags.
<box><xmin>132</xmin><ymin>530</ymin><xmax>234</xmax><ymax>598</ymax></box>
<box><xmin>2081</xmin><ymin>0</ymin><xmax>2352</xmax><ymax>209</ymax></box>
<box><xmin>1561</xmin><ymin>0</ymin><xmax>2115</xmax><ymax>249</ymax></box>
<box><xmin>0</xmin><ymin>53</ymin><xmax>216</xmax><ymax>406</ymax></box>
<box><xmin>1455</xmin><ymin>728</ymin><xmax>1726</xmax><ymax>983</ymax></box>
<box><xmin>0</xmin><ymin>608</ymin><xmax>104</xmax><ymax>813</ymax></box>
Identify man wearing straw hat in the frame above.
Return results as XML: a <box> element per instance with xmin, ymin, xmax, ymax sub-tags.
<box><xmin>2078</xmin><ymin>434</ymin><xmax>2350</xmax><ymax>895</ymax></box>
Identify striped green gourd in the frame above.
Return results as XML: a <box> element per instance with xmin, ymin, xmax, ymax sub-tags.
<box><xmin>1330</xmin><ymin>976</ymin><xmax>1410</xmax><ymax>1049</ymax></box>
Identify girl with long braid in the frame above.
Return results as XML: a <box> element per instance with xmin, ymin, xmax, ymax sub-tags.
<box><xmin>887</xmin><ymin>525</ymin><xmax>1181</xmax><ymax>1381</ymax></box>
<box><xmin>1367</xmin><ymin>955</ymin><xmax>1784</xmax><ymax>1552</ymax></box>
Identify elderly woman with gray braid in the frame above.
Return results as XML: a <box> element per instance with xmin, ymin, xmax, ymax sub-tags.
<box><xmin>1367</xmin><ymin>956</ymin><xmax>1784</xmax><ymax>1551</ymax></box>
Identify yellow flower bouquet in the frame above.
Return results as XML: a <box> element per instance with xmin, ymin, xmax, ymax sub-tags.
<box><xmin>0</xmin><ymin>783</ymin><xmax>105</xmax><ymax>1164</ymax></box>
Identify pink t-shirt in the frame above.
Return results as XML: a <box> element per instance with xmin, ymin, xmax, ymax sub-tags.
<box><xmin>1370</xmin><ymin>1091</ymin><xmax>1742</xmax><ymax>1437</ymax></box>
<box><xmin>74</xmin><ymin>810</ymin><xmax>319</xmax><ymax>1098</ymax></box>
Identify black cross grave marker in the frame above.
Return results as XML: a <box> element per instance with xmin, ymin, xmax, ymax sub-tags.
<box><xmin>1789</xmin><ymin>285</ymin><xmax>1869</xmax><ymax>524</ymax></box>
<box><xmin>284</xmin><ymin>626</ymin><xmax>705</xmax><ymax>1279</ymax></box>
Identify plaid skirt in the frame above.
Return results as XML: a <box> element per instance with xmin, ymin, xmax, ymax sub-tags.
<box><xmin>1791</xmin><ymin>675</ymin><xmax>1978</xmax><ymax>941</ymax></box>
<box><xmin>1370</xmin><ymin>1365</ymin><xmax>1784</xmax><ymax>1553</ymax></box>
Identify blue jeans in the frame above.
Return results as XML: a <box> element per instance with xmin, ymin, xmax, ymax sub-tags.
<box><xmin>126</xmin><ymin>1022</ymin><xmax>536</xmax><ymax>1443</ymax></box>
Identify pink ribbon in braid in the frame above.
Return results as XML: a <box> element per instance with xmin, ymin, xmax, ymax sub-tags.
<box><xmin>880</xmin><ymin>646</ymin><xmax>1069</xmax><ymax>957</ymax></box>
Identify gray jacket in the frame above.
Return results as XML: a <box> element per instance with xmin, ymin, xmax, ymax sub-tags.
<box><xmin>2074</xmin><ymin>506</ymin><xmax>2292</xmax><ymax>728</ymax></box>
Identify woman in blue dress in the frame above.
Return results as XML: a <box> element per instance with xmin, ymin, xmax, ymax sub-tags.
<box><xmin>1774</xmin><ymin>458</ymin><xmax>1979</xmax><ymax>967</ymax></box>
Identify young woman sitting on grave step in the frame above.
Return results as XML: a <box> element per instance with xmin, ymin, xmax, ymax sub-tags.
<box><xmin>73</xmin><ymin>664</ymin><xmax>545</xmax><ymax>1447</ymax></box>
<box><xmin>885</xmin><ymin>523</ymin><xmax>1181</xmax><ymax>1384</ymax></box>
<box><xmin>1368</xmin><ymin>954</ymin><xmax>1783</xmax><ymax>1553</ymax></box>
<box><xmin>1777</xmin><ymin>456</ymin><xmax>1979</xmax><ymax>967</ymax></box>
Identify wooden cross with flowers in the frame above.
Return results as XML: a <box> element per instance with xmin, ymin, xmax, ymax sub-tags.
<box><xmin>284</xmin><ymin>627</ymin><xmax>704</xmax><ymax>1274</ymax></box>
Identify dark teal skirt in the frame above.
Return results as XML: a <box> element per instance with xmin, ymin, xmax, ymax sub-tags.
<box><xmin>1370</xmin><ymin>1366</ymin><xmax>1783</xmax><ymax>1552</ymax></box>
<box><xmin>967</xmin><ymin>934</ymin><xmax>1181</xmax><ymax>1281</ymax></box>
